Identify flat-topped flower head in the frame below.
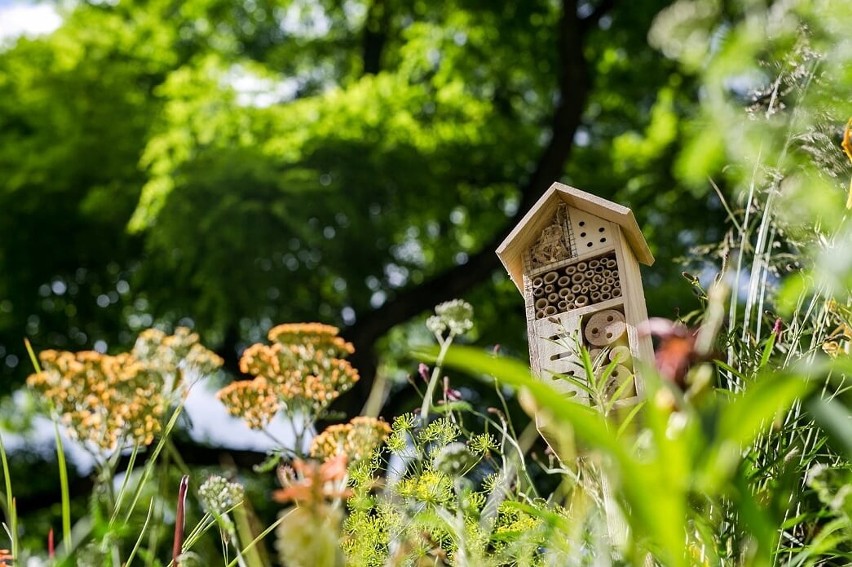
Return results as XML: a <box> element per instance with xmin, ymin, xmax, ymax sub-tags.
<box><xmin>27</xmin><ymin>328</ymin><xmax>221</xmax><ymax>455</ymax></box>
<box><xmin>233</xmin><ymin>323</ymin><xmax>360</xmax><ymax>416</ymax></box>
<box><xmin>216</xmin><ymin>378</ymin><xmax>279</xmax><ymax>430</ymax></box>
<box><xmin>310</xmin><ymin>416</ymin><xmax>391</xmax><ymax>463</ymax></box>
<box><xmin>268</xmin><ymin>323</ymin><xmax>354</xmax><ymax>356</ymax></box>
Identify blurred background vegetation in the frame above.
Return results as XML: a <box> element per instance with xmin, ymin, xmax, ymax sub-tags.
<box><xmin>0</xmin><ymin>0</ymin><xmax>726</xmax><ymax>397</ymax></box>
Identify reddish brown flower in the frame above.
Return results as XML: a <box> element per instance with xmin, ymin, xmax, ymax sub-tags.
<box><xmin>638</xmin><ymin>318</ymin><xmax>702</xmax><ymax>389</ymax></box>
<box><xmin>273</xmin><ymin>454</ymin><xmax>352</xmax><ymax>506</ymax></box>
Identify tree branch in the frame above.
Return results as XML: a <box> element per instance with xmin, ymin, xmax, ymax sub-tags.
<box><xmin>362</xmin><ymin>0</ymin><xmax>390</xmax><ymax>75</ymax></box>
<box><xmin>342</xmin><ymin>0</ymin><xmax>590</xmax><ymax>413</ymax></box>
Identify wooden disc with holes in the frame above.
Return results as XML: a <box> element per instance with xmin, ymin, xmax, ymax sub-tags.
<box><xmin>583</xmin><ymin>309</ymin><xmax>626</xmax><ymax>347</ymax></box>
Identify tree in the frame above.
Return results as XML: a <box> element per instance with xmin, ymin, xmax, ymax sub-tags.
<box><xmin>0</xmin><ymin>0</ymin><xmax>720</xmax><ymax>406</ymax></box>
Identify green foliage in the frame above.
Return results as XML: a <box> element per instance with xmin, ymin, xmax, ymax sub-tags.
<box><xmin>1</xmin><ymin>0</ymin><xmax>710</xmax><ymax>395</ymax></box>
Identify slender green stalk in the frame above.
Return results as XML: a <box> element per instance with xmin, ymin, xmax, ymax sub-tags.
<box><xmin>122</xmin><ymin>399</ymin><xmax>186</xmax><ymax>524</ymax></box>
<box><xmin>226</xmin><ymin>511</ymin><xmax>292</xmax><ymax>567</ymax></box>
<box><xmin>0</xmin><ymin>432</ymin><xmax>16</xmax><ymax>561</ymax></box>
<box><xmin>25</xmin><ymin>337</ymin><xmax>72</xmax><ymax>556</ymax></box>
<box><xmin>420</xmin><ymin>335</ymin><xmax>454</xmax><ymax>421</ymax></box>
<box><xmin>124</xmin><ymin>498</ymin><xmax>156</xmax><ymax>567</ymax></box>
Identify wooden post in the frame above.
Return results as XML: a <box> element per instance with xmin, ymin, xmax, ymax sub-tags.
<box><xmin>496</xmin><ymin>182</ymin><xmax>656</xmax><ymax>549</ymax></box>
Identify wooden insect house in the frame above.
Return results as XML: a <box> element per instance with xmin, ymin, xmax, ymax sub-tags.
<box><xmin>496</xmin><ymin>182</ymin><xmax>655</xmax><ymax>405</ymax></box>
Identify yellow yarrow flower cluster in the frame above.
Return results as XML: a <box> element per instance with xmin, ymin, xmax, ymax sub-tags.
<box><xmin>310</xmin><ymin>416</ymin><xmax>391</xmax><ymax>462</ymax></box>
<box><xmin>218</xmin><ymin>323</ymin><xmax>359</xmax><ymax>427</ymax></box>
<box><xmin>27</xmin><ymin>327</ymin><xmax>222</xmax><ymax>453</ymax></box>
<box><xmin>216</xmin><ymin>378</ymin><xmax>280</xmax><ymax>430</ymax></box>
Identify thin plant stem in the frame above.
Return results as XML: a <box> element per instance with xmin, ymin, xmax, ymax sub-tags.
<box><xmin>24</xmin><ymin>337</ymin><xmax>72</xmax><ymax>556</ymax></box>
<box><xmin>420</xmin><ymin>334</ymin><xmax>454</xmax><ymax>422</ymax></box>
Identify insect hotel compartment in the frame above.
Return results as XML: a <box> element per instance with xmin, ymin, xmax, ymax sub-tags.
<box><xmin>530</xmin><ymin>251</ymin><xmax>621</xmax><ymax>319</ymax></box>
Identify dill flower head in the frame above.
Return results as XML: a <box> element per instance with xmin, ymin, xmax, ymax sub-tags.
<box><xmin>237</xmin><ymin>323</ymin><xmax>359</xmax><ymax>414</ymax></box>
<box><xmin>310</xmin><ymin>416</ymin><xmax>391</xmax><ymax>463</ymax></box>
<box><xmin>426</xmin><ymin>299</ymin><xmax>474</xmax><ymax>338</ymax></box>
<box><xmin>199</xmin><ymin>475</ymin><xmax>245</xmax><ymax>515</ymax></box>
<box><xmin>216</xmin><ymin>378</ymin><xmax>280</xmax><ymax>430</ymax></box>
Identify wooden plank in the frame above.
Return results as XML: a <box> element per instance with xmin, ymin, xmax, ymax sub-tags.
<box><xmin>611</xmin><ymin>227</ymin><xmax>654</xmax><ymax>399</ymax></box>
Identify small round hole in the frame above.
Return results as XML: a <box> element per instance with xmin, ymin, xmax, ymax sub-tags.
<box><xmin>606</xmin><ymin>316</ymin><xmax>613</xmax><ymax>322</ymax></box>
<box><xmin>587</xmin><ymin>242</ymin><xmax>593</xmax><ymax>247</ymax></box>
<box><xmin>579</xmin><ymin>221</ymin><xmax>585</xmax><ymax>226</ymax></box>
<box><xmin>580</xmin><ymin>232</ymin><xmax>586</xmax><ymax>237</ymax></box>
<box><xmin>606</xmin><ymin>333</ymin><xmax>612</xmax><ymax>339</ymax></box>
<box><xmin>591</xmin><ymin>328</ymin><xmax>599</xmax><ymax>334</ymax></box>
<box><xmin>600</xmin><ymin>238</ymin><xmax>606</xmax><ymax>243</ymax></box>
<box><xmin>598</xmin><ymin>227</ymin><xmax>605</xmax><ymax>232</ymax></box>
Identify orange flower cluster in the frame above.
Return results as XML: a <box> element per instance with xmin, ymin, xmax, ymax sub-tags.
<box><xmin>218</xmin><ymin>323</ymin><xmax>360</xmax><ymax>427</ymax></box>
<box><xmin>216</xmin><ymin>378</ymin><xmax>280</xmax><ymax>430</ymax></box>
<box><xmin>27</xmin><ymin>328</ymin><xmax>222</xmax><ymax>453</ymax></box>
<box><xmin>310</xmin><ymin>416</ymin><xmax>391</xmax><ymax>463</ymax></box>
<box><xmin>133</xmin><ymin>327</ymin><xmax>224</xmax><ymax>384</ymax></box>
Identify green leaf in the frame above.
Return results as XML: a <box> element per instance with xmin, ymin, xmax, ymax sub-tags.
<box><xmin>805</xmin><ymin>395</ymin><xmax>852</xmax><ymax>459</ymax></box>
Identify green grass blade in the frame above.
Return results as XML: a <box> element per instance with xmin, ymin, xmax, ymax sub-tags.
<box><xmin>25</xmin><ymin>337</ymin><xmax>72</xmax><ymax>556</ymax></box>
<box><xmin>415</xmin><ymin>345</ymin><xmax>692</xmax><ymax>566</ymax></box>
<box><xmin>805</xmin><ymin>395</ymin><xmax>852</xmax><ymax>458</ymax></box>
<box><xmin>227</xmin><ymin>511</ymin><xmax>291</xmax><ymax>567</ymax></box>
<box><xmin>0</xmin><ymin>432</ymin><xmax>15</xmax><ymax>560</ymax></box>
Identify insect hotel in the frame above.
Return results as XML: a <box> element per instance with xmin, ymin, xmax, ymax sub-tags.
<box><xmin>496</xmin><ymin>182</ymin><xmax>655</xmax><ymax>405</ymax></box>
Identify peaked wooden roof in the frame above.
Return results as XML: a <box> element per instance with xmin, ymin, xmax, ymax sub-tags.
<box><xmin>496</xmin><ymin>182</ymin><xmax>654</xmax><ymax>291</ymax></box>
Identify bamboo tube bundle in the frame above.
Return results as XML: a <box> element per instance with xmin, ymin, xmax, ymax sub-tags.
<box><xmin>609</xmin><ymin>345</ymin><xmax>632</xmax><ymax>365</ymax></box>
<box><xmin>544</xmin><ymin>271</ymin><xmax>558</xmax><ymax>284</ymax></box>
<box><xmin>548</xmin><ymin>292</ymin><xmax>559</xmax><ymax>304</ymax></box>
<box><xmin>604</xmin><ymin>364</ymin><xmax>635</xmax><ymax>399</ymax></box>
<box><xmin>557</xmin><ymin>275</ymin><xmax>570</xmax><ymax>287</ymax></box>
<box><xmin>557</xmin><ymin>300</ymin><xmax>569</xmax><ymax>312</ymax></box>
<box><xmin>558</xmin><ymin>288</ymin><xmax>573</xmax><ymax>299</ymax></box>
<box><xmin>534</xmin><ymin>298</ymin><xmax>548</xmax><ymax>319</ymax></box>
<box><xmin>565</xmin><ymin>264</ymin><xmax>577</xmax><ymax>275</ymax></box>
